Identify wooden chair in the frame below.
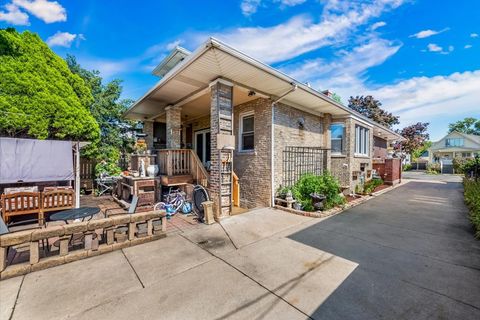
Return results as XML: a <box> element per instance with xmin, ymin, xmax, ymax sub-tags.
<box><xmin>0</xmin><ymin>192</ymin><xmax>41</xmax><ymax>225</ymax></box>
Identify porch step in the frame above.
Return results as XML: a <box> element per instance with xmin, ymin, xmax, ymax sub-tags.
<box><xmin>160</xmin><ymin>174</ymin><xmax>193</xmax><ymax>186</ymax></box>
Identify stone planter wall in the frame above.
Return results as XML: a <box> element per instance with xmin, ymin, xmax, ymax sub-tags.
<box><xmin>0</xmin><ymin>211</ymin><xmax>167</xmax><ymax>280</ymax></box>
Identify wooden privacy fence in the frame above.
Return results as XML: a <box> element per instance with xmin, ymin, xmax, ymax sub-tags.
<box><xmin>282</xmin><ymin>147</ymin><xmax>329</xmax><ymax>187</ymax></box>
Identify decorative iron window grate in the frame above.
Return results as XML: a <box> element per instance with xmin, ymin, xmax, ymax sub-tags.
<box><xmin>282</xmin><ymin>146</ymin><xmax>328</xmax><ymax>187</ymax></box>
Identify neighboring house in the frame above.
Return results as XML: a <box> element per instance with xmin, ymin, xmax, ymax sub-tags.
<box><xmin>124</xmin><ymin>38</ymin><xmax>403</xmax><ymax>217</ymax></box>
<box><xmin>429</xmin><ymin>131</ymin><xmax>480</xmax><ymax>173</ymax></box>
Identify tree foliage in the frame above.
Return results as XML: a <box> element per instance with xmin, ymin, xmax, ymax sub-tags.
<box><xmin>396</xmin><ymin>122</ymin><xmax>430</xmax><ymax>155</ymax></box>
<box><xmin>332</xmin><ymin>93</ymin><xmax>343</xmax><ymax>105</ymax></box>
<box><xmin>0</xmin><ymin>28</ymin><xmax>99</xmax><ymax>140</ymax></box>
<box><xmin>448</xmin><ymin>117</ymin><xmax>480</xmax><ymax>135</ymax></box>
<box><xmin>348</xmin><ymin>95</ymin><xmax>399</xmax><ymax>128</ymax></box>
<box><xmin>411</xmin><ymin>140</ymin><xmax>432</xmax><ymax>161</ymax></box>
<box><xmin>65</xmin><ymin>55</ymin><xmax>135</xmax><ymax>175</ymax></box>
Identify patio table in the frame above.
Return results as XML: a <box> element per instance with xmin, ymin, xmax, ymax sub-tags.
<box><xmin>49</xmin><ymin>207</ymin><xmax>100</xmax><ymax>224</ymax></box>
<box><xmin>49</xmin><ymin>207</ymin><xmax>100</xmax><ymax>247</ymax></box>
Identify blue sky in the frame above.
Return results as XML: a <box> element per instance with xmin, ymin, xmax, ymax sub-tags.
<box><xmin>1</xmin><ymin>0</ymin><xmax>479</xmax><ymax>140</ymax></box>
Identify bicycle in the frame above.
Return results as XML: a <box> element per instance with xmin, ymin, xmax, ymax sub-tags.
<box><xmin>154</xmin><ymin>188</ymin><xmax>190</xmax><ymax>217</ymax></box>
<box><xmin>192</xmin><ymin>184</ymin><xmax>210</xmax><ymax>222</ymax></box>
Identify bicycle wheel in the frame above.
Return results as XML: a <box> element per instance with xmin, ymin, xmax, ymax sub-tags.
<box><xmin>193</xmin><ymin>186</ymin><xmax>209</xmax><ymax>222</ymax></box>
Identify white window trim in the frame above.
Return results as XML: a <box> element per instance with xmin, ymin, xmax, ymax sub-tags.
<box><xmin>355</xmin><ymin>125</ymin><xmax>370</xmax><ymax>157</ymax></box>
<box><xmin>330</xmin><ymin>122</ymin><xmax>345</xmax><ymax>155</ymax></box>
<box><xmin>239</xmin><ymin>111</ymin><xmax>255</xmax><ymax>152</ymax></box>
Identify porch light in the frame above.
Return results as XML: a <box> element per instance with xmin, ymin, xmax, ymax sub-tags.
<box><xmin>248</xmin><ymin>90</ymin><xmax>256</xmax><ymax>97</ymax></box>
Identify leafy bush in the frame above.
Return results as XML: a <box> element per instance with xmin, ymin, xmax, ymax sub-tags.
<box><xmin>463</xmin><ymin>178</ymin><xmax>480</xmax><ymax>238</ymax></box>
<box><xmin>403</xmin><ymin>163</ymin><xmax>412</xmax><ymax>171</ymax></box>
<box><xmin>276</xmin><ymin>186</ymin><xmax>292</xmax><ymax>199</ymax></box>
<box><xmin>364</xmin><ymin>178</ymin><xmax>384</xmax><ymax>194</ymax></box>
<box><xmin>292</xmin><ymin>172</ymin><xmax>345</xmax><ymax>211</ymax></box>
<box><xmin>426</xmin><ymin>163</ymin><xmax>440</xmax><ymax>174</ymax></box>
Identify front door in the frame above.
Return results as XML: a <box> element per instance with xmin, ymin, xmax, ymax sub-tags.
<box><xmin>195</xmin><ymin>129</ymin><xmax>211</xmax><ymax>166</ymax></box>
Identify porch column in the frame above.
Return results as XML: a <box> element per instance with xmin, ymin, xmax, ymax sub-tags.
<box><xmin>210</xmin><ymin>79</ymin><xmax>234</xmax><ymax>219</ymax></box>
<box><xmin>143</xmin><ymin>121</ymin><xmax>154</xmax><ymax>150</ymax></box>
<box><xmin>322</xmin><ymin>114</ymin><xmax>332</xmax><ymax>172</ymax></box>
<box><xmin>165</xmin><ymin>106</ymin><xmax>182</xmax><ymax>149</ymax></box>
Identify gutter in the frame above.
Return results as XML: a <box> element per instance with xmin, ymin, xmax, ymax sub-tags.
<box><xmin>270</xmin><ymin>84</ymin><xmax>297</xmax><ymax>207</ymax></box>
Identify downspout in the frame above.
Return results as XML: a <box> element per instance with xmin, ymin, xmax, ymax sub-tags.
<box><xmin>270</xmin><ymin>83</ymin><xmax>298</xmax><ymax>207</ymax></box>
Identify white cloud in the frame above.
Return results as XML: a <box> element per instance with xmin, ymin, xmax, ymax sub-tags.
<box><xmin>367</xmin><ymin>70</ymin><xmax>480</xmax><ymax>126</ymax></box>
<box><xmin>286</xmin><ymin>37</ymin><xmax>401</xmax><ymax>93</ymax></box>
<box><xmin>241</xmin><ymin>0</ymin><xmax>305</xmax><ymax>16</ymax></box>
<box><xmin>166</xmin><ymin>40</ymin><xmax>182</xmax><ymax>51</ymax></box>
<box><xmin>0</xmin><ymin>3</ymin><xmax>29</xmax><ymax>25</ymax></box>
<box><xmin>464</xmin><ymin>44</ymin><xmax>472</xmax><ymax>49</ymax></box>
<box><xmin>370</xmin><ymin>21</ymin><xmax>386</xmax><ymax>31</ymax></box>
<box><xmin>274</xmin><ymin>0</ymin><xmax>307</xmax><ymax>7</ymax></box>
<box><xmin>241</xmin><ymin>0</ymin><xmax>261</xmax><ymax>16</ymax></box>
<box><xmin>78</xmin><ymin>58</ymin><xmax>134</xmax><ymax>79</ymax></box>
<box><xmin>46</xmin><ymin>31</ymin><xmax>79</xmax><ymax>47</ymax></box>
<box><xmin>427</xmin><ymin>43</ymin><xmax>442</xmax><ymax>52</ymax></box>
<box><xmin>13</xmin><ymin>0</ymin><xmax>66</xmax><ymax>23</ymax></box>
<box><xmin>426</xmin><ymin>43</ymin><xmax>453</xmax><ymax>54</ymax></box>
<box><xmin>471</xmin><ymin>33</ymin><xmax>479</xmax><ymax>38</ymax></box>
<box><xmin>409</xmin><ymin>28</ymin><xmax>449</xmax><ymax>39</ymax></box>
<box><xmin>199</xmin><ymin>0</ymin><xmax>406</xmax><ymax>63</ymax></box>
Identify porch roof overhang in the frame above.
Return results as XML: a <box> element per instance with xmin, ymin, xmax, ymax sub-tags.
<box><xmin>125</xmin><ymin>37</ymin><xmax>403</xmax><ymax>143</ymax></box>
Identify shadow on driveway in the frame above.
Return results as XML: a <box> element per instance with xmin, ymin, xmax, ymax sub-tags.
<box><xmin>288</xmin><ymin>180</ymin><xmax>480</xmax><ymax>319</ymax></box>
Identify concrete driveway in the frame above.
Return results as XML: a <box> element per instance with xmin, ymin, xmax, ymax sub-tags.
<box><xmin>289</xmin><ymin>175</ymin><xmax>480</xmax><ymax>319</ymax></box>
<box><xmin>1</xmin><ymin>176</ymin><xmax>479</xmax><ymax>319</ymax></box>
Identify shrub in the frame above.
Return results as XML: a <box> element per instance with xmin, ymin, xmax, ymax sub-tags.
<box><xmin>364</xmin><ymin>178</ymin><xmax>384</xmax><ymax>194</ymax></box>
<box><xmin>292</xmin><ymin>172</ymin><xmax>345</xmax><ymax>211</ymax></box>
<box><xmin>426</xmin><ymin>163</ymin><xmax>440</xmax><ymax>175</ymax></box>
<box><xmin>403</xmin><ymin>163</ymin><xmax>412</xmax><ymax>171</ymax></box>
<box><xmin>276</xmin><ymin>186</ymin><xmax>292</xmax><ymax>199</ymax></box>
<box><xmin>463</xmin><ymin>178</ymin><xmax>480</xmax><ymax>238</ymax></box>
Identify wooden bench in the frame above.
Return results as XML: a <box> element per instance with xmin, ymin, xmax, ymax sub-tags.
<box><xmin>1</xmin><ymin>189</ymin><xmax>75</xmax><ymax>226</ymax></box>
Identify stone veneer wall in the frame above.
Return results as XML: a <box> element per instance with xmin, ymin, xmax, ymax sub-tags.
<box><xmin>273</xmin><ymin>102</ymin><xmax>328</xmax><ymax>192</ymax></box>
<box><xmin>233</xmin><ymin>98</ymin><xmax>272</xmax><ymax>208</ymax></box>
<box><xmin>330</xmin><ymin>117</ymin><xmax>374</xmax><ymax>193</ymax></box>
<box><xmin>143</xmin><ymin>121</ymin><xmax>154</xmax><ymax>150</ymax></box>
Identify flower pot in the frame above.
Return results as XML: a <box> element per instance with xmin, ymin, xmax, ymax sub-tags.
<box><xmin>147</xmin><ymin>164</ymin><xmax>159</xmax><ymax>177</ymax></box>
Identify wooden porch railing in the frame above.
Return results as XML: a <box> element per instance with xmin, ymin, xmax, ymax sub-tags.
<box><xmin>157</xmin><ymin>149</ymin><xmax>209</xmax><ymax>187</ymax></box>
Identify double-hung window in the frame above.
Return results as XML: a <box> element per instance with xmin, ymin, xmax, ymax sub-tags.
<box><xmin>355</xmin><ymin>125</ymin><xmax>369</xmax><ymax>156</ymax></box>
<box><xmin>240</xmin><ymin>112</ymin><xmax>254</xmax><ymax>151</ymax></box>
<box><xmin>330</xmin><ymin>123</ymin><xmax>345</xmax><ymax>154</ymax></box>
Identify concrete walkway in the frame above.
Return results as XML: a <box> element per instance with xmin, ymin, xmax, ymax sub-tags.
<box><xmin>0</xmin><ymin>208</ymin><xmax>357</xmax><ymax>320</ymax></box>
<box><xmin>1</xmin><ymin>176</ymin><xmax>478</xmax><ymax>319</ymax></box>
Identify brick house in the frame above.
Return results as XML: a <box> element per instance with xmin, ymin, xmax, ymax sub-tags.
<box><xmin>124</xmin><ymin>38</ymin><xmax>403</xmax><ymax>217</ymax></box>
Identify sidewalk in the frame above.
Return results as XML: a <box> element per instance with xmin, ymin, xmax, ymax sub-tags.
<box><xmin>1</xmin><ymin>208</ymin><xmax>358</xmax><ymax>320</ymax></box>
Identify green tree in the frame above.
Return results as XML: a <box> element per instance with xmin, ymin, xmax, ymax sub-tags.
<box><xmin>348</xmin><ymin>95</ymin><xmax>400</xmax><ymax>128</ymax></box>
<box><xmin>448</xmin><ymin>117</ymin><xmax>480</xmax><ymax>135</ymax></box>
<box><xmin>332</xmin><ymin>93</ymin><xmax>343</xmax><ymax>105</ymax></box>
<box><xmin>411</xmin><ymin>141</ymin><xmax>432</xmax><ymax>161</ymax></box>
<box><xmin>65</xmin><ymin>55</ymin><xmax>135</xmax><ymax>175</ymax></box>
<box><xmin>0</xmin><ymin>28</ymin><xmax>99</xmax><ymax>140</ymax></box>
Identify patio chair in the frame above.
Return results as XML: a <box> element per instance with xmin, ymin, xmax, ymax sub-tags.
<box><xmin>104</xmin><ymin>196</ymin><xmax>139</xmax><ymax>218</ymax></box>
<box><xmin>1</xmin><ymin>215</ymin><xmax>45</xmax><ymax>264</ymax></box>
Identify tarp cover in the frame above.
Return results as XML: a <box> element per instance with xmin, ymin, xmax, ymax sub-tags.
<box><xmin>0</xmin><ymin>138</ymin><xmax>74</xmax><ymax>184</ymax></box>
